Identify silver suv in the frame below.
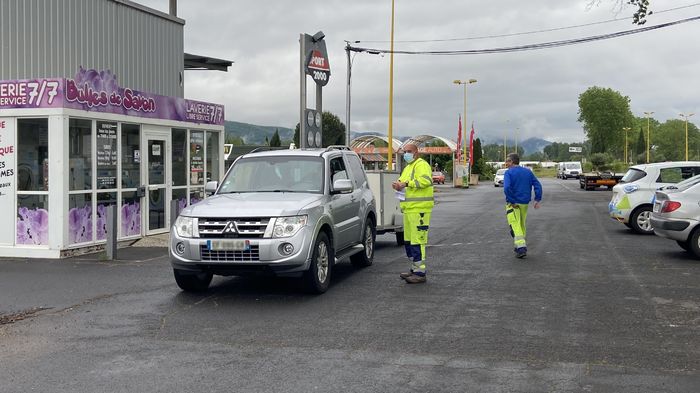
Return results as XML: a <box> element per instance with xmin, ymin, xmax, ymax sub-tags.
<box><xmin>170</xmin><ymin>147</ymin><xmax>377</xmax><ymax>294</ymax></box>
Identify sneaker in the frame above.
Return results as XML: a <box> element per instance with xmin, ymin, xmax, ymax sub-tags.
<box><xmin>399</xmin><ymin>272</ymin><xmax>413</xmax><ymax>279</ymax></box>
<box><xmin>515</xmin><ymin>247</ymin><xmax>527</xmax><ymax>259</ymax></box>
<box><xmin>404</xmin><ymin>274</ymin><xmax>427</xmax><ymax>284</ymax></box>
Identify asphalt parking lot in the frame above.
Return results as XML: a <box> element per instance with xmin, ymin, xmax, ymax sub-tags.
<box><xmin>1</xmin><ymin>178</ymin><xmax>699</xmax><ymax>392</ymax></box>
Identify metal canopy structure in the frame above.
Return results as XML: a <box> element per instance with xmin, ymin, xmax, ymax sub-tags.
<box><xmin>400</xmin><ymin>135</ymin><xmax>458</xmax><ymax>152</ymax></box>
<box><xmin>184</xmin><ymin>53</ymin><xmax>233</xmax><ymax>71</ymax></box>
<box><xmin>350</xmin><ymin>135</ymin><xmax>403</xmax><ymax>151</ymax></box>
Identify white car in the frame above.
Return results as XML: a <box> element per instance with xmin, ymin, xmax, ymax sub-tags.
<box><xmin>494</xmin><ymin>168</ymin><xmax>507</xmax><ymax>187</ymax></box>
<box><xmin>651</xmin><ymin>175</ymin><xmax>700</xmax><ymax>257</ymax></box>
<box><xmin>609</xmin><ymin>162</ymin><xmax>700</xmax><ymax>234</ymax></box>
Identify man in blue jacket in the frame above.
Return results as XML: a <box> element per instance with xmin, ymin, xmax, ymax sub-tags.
<box><xmin>503</xmin><ymin>153</ymin><xmax>542</xmax><ymax>258</ymax></box>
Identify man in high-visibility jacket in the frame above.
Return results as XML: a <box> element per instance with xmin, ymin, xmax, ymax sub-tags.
<box><xmin>392</xmin><ymin>143</ymin><xmax>434</xmax><ymax>284</ymax></box>
<box><xmin>503</xmin><ymin>153</ymin><xmax>542</xmax><ymax>259</ymax></box>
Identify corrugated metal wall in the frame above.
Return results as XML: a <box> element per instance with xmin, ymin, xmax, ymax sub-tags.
<box><xmin>0</xmin><ymin>0</ymin><xmax>184</xmax><ymax>97</ymax></box>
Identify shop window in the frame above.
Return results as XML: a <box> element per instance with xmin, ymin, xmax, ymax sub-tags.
<box><xmin>96</xmin><ymin>192</ymin><xmax>117</xmax><ymax>241</ymax></box>
<box><xmin>206</xmin><ymin>131</ymin><xmax>220</xmax><ymax>182</ymax></box>
<box><xmin>69</xmin><ymin>119</ymin><xmax>92</xmax><ymax>190</ymax></box>
<box><xmin>17</xmin><ymin>119</ymin><xmax>49</xmax><ymax>191</ymax></box>
<box><xmin>68</xmin><ymin>194</ymin><xmax>93</xmax><ymax>244</ymax></box>
<box><xmin>120</xmin><ymin>191</ymin><xmax>141</xmax><ymax>238</ymax></box>
<box><xmin>190</xmin><ymin>188</ymin><xmax>204</xmax><ymax>205</ymax></box>
<box><xmin>148</xmin><ymin>140</ymin><xmax>165</xmax><ymax>185</ymax></box>
<box><xmin>96</xmin><ymin>121</ymin><xmax>118</xmax><ymax>189</ymax></box>
<box><xmin>121</xmin><ymin>124</ymin><xmax>140</xmax><ymax>189</ymax></box>
<box><xmin>190</xmin><ymin>131</ymin><xmax>204</xmax><ymax>185</ymax></box>
<box><xmin>17</xmin><ymin>195</ymin><xmax>49</xmax><ymax>245</ymax></box>
<box><xmin>172</xmin><ymin>188</ymin><xmax>187</xmax><ymax>212</ymax></box>
<box><xmin>172</xmin><ymin>129</ymin><xmax>187</xmax><ymax>186</ymax></box>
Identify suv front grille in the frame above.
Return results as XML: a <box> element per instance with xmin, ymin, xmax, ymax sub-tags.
<box><xmin>198</xmin><ymin>218</ymin><xmax>270</xmax><ymax>238</ymax></box>
<box><xmin>200</xmin><ymin>245</ymin><xmax>260</xmax><ymax>262</ymax></box>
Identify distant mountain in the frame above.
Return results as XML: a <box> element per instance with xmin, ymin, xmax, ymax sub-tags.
<box><xmin>225</xmin><ymin>121</ymin><xmax>294</xmax><ymax>145</ymax></box>
<box><xmin>520</xmin><ymin>137</ymin><xmax>552</xmax><ymax>155</ymax></box>
<box><xmin>480</xmin><ymin>136</ymin><xmax>552</xmax><ymax>155</ymax></box>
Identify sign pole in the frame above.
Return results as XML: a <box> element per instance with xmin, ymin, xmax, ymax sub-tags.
<box><xmin>299</xmin><ymin>34</ymin><xmax>307</xmax><ymax>148</ymax></box>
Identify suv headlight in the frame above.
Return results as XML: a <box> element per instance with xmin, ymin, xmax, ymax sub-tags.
<box><xmin>623</xmin><ymin>184</ymin><xmax>639</xmax><ymax>194</ymax></box>
<box><xmin>174</xmin><ymin>216</ymin><xmax>195</xmax><ymax>238</ymax></box>
<box><xmin>272</xmin><ymin>215</ymin><xmax>307</xmax><ymax>238</ymax></box>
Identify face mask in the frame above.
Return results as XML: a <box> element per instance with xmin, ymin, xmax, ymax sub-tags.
<box><xmin>403</xmin><ymin>153</ymin><xmax>415</xmax><ymax>163</ymax></box>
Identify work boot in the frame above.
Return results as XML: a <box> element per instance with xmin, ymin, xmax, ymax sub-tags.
<box><xmin>399</xmin><ymin>271</ymin><xmax>413</xmax><ymax>279</ymax></box>
<box><xmin>404</xmin><ymin>274</ymin><xmax>427</xmax><ymax>284</ymax></box>
<box><xmin>515</xmin><ymin>247</ymin><xmax>527</xmax><ymax>259</ymax></box>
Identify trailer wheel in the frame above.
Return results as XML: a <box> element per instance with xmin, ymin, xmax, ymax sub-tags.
<box><xmin>395</xmin><ymin>231</ymin><xmax>404</xmax><ymax>246</ymax></box>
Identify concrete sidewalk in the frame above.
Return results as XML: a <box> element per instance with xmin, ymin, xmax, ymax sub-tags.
<box><xmin>0</xmin><ymin>246</ymin><xmax>171</xmax><ymax>319</ymax></box>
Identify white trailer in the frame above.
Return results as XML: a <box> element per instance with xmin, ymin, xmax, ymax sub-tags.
<box><xmin>365</xmin><ymin>171</ymin><xmax>404</xmax><ymax>245</ymax></box>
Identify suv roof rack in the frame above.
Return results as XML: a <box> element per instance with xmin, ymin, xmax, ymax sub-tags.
<box><xmin>248</xmin><ymin>146</ymin><xmax>288</xmax><ymax>154</ymax></box>
<box><xmin>324</xmin><ymin>145</ymin><xmax>351</xmax><ymax>152</ymax></box>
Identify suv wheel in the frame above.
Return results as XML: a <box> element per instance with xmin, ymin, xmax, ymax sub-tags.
<box><xmin>304</xmin><ymin>232</ymin><xmax>332</xmax><ymax>294</ymax></box>
<box><xmin>351</xmin><ymin>218</ymin><xmax>375</xmax><ymax>268</ymax></box>
<box><xmin>173</xmin><ymin>269</ymin><xmax>212</xmax><ymax>292</ymax></box>
<box><xmin>630</xmin><ymin>205</ymin><xmax>654</xmax><ymax>234</ymax></box>
<box><xmin>395</xmin><ymin>231</ymin><xmax>405</xmax><ymax>246</ymax></box>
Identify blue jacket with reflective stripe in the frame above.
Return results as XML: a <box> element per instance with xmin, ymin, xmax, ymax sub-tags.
<box><xmin>503</xmin><ymin>166</ymin><xmax>543</xmax><ymax>204</ymax></box>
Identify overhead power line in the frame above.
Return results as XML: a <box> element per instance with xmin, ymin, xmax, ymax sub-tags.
<box><xmin>352</xmin><ymin>3</ymin><xmax>700</xmax><ymax>44</ymax></box>
<box><xmin>348</xmin><ymin>15</ymin><xmax>700</xmax><ymax>56</ymax></box>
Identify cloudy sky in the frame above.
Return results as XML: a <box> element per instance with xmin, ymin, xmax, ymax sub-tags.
<box><xmin>139</xmin><ymin>0</ymin><xmax>700</xmax><ymax>143</ymax></box>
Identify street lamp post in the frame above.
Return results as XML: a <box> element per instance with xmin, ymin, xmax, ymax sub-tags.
<box><xmin>680</xmin><ymin>113</ymin><xmax>695</xmax><ymax>161</ymax></box>
<box><xmin>453</xmin><ymin>79</ymin><xmax>477</xmax><ymax>165</ymax></box>
<box><xmin>644</xmin><ymin>111</ymin><xmax>654</xmax><ymax>163</ymax></box>
<box><xmin>387</xmin><ymin>0</ymin><xmax>395</xmax><ymax>169</ymax></box>
<box><xmin>622</xmin><ymin>127</ymin><xmax>631</xmax><ymax>164</ymax></box>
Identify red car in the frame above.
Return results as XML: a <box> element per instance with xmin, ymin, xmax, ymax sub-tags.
<box><xmin>432</xmin><ymin>171</ymin><xmax>445</xmax><ymax>184</ymax></box>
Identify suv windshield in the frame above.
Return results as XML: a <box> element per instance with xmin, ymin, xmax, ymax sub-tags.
<box><xmin>620</xmin><ymin>168</ymin><xmax>646</xmax><ymax>184</ymax></box>
<box><xmin>218</xmin><ymin>156</ymin><xmax>324</xmax><ymax>194</ymax></box>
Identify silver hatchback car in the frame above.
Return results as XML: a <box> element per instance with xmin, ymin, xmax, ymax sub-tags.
<box><xmin>170</xmin><ymin>147</ymin><xmax>377</xmax><ymax>294</ymax></box>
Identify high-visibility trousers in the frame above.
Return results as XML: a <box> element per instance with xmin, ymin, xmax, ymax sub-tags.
<box><xmin>506</xmin><ymin>204</ymin><xmax>528</xmax><ymax>249</ymax></box>
<box><xmin>403</xmin><ymin>211</ymin><xmax>431</xmax><ymax>276</ymax></box>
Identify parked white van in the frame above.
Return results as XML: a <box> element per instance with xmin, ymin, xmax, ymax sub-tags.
<box><xmin>558</xmin><ymin>161</ymin><xmax>582</xmax><ymax>179</ymax></box>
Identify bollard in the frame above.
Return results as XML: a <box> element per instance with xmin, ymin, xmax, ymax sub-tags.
<box><xmin>105</xmin><ymin>204</ymin><xmax>117</xmax><ymax>260</ymax></box>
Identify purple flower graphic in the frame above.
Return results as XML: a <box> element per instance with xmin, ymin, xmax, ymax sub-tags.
<box><xmin>96</xmin><ymin>204</ymin><xmax>113</xmax><ymax>241</ymax></box>
<box><xmin>121</xmin><ymin>201</ymin><xmax>141</xmax><ymax>237</ymax></box>
<box><xmin>74</xmin><ymin>66</ymin><xmax>119</xmax><ymax>94</ymax></box>
<box><xmin>17</xmin><ymin>207</ymin><xmax>50</xmax><ymax>245</ymax></box>
<box><xmin>68</xmin><ymin>205</ymin><xmax>93</xmax><ymax>244</ymax></box>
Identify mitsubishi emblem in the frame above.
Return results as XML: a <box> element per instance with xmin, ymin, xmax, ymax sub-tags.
<box><xmin>223</xmin><ymin>221</ymin><xmax>237</xmax><ymax>234</ymax></box>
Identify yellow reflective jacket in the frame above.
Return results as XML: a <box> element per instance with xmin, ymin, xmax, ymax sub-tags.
<box><xmin>398</xmin><ymin>157</ymin><xmax>434</xmax><ymax>212</ymax></box>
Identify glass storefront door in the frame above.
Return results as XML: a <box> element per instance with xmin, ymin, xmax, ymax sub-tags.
<box><xmin>142</xmin><ymin>129</ymin><xmax>170</xmax><ymax>235</ymax></box>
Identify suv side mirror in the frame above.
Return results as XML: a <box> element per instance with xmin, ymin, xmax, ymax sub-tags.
<box><xmin>205</xmin><ymin>181</ymin><xmax>218</xmax><ymax>195</ymax></box>
<box><xmin>332</xmin><ymin>179</ymin><xmax>353</xmax><ymax>194</ymax></box>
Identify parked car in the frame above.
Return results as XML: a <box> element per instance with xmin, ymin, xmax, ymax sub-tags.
<box><xmin>609</xmin><ymin>162</ymin><xmax>700</xmax><ymax>234</ymax></box>
<box><xmin>651</xmin><ymin>174</ymin><xmax>700</xmax><ymax>257</ymax></box>
<box><xmin>432</xmin><ymin>171</ymin><xmax>445</xmax><ymax>184</ymax></box>
<box><xmin>170</xmin><ymin>147</ymin><xmax>377</xmax><ymax>294</ymax></box>
<box><xmin>494</xmin><ymin>168</ymin><xmax>507</xmax><ymax>187</ymax></box>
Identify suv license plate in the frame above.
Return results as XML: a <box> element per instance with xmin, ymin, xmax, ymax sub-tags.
<box><xmin>207</xmin><ymin>240</ymin><xmax>250</xmax><ymax>251</ymax></box>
